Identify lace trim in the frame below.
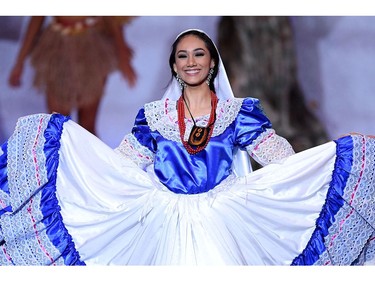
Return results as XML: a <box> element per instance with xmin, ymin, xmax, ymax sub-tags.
<box><xmin>246</xmin><ymin>128</ymin><xmax>295</xmax><ymax>166</ymax></box>
<box><xmin>114</xmin><ymin>133</ymin><xmax>154</xmax><ymax>169</ymax></box>
<box><xmin>292</xmin><ymin>135</ymin><xmax>375</xmax><ymax>265</ymax></box>
<box><xmin>1</xmin><ymin>114</ymin><xmax>67</xmax><ymax>265</ymax></box>
<box><xmin>7</xmin><ymin>114</ymin><xmax>51</xmax><ymax>211</ymax></box>
<box><xmin>319</xmin><ymin>135</ymin><xmax>375</xmax><ymax>265</ymax></box>
<box><xmin>352</xmin><ymin>231</ymin><xmax>375</xmax><ymax>265</ymax></box>
<box><xmin>144</xmin><ymin>98</ymin><xmax>243</xmax><ymax>142</ymax></box>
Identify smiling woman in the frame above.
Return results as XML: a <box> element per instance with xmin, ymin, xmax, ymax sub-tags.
<box><xmin>0</xmin><ymin>28</ymin><xmax>375</xmax><ymax>266</ymax></box>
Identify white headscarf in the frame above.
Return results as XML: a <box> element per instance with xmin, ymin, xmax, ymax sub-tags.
<box><xmin>162</xmin><ymin>29</ymin><xmax>253</xmax><ymax>176</ymax></box>
<box><xmin>162</xmin><ymin>29</ymin><xmax>235</xmax><ymax>101</ymax></box>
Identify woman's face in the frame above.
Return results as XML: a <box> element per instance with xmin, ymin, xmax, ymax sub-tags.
<box><xmin>173</xmin><ymin>35</ymin><xmax>214</xmax><ymax>88</ymax></box>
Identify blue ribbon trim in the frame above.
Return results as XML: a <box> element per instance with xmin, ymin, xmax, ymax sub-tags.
<box><xmin>40</xmin><ymin>114</ymin><xmax>86</xmax><ymax>265</ymax></box>
<box><xmin>291</xmin><ymin>136</ymin><xmax>353</xmax><ymax>265</ymax></box>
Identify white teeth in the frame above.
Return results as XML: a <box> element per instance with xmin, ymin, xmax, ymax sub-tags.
<box><xmin>186</xmin><ymin>70</ymin><xmax>199</xmax><ymax>74</ymax></box>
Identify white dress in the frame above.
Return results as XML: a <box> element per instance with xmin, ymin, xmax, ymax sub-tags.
<box><xmin>0</xmin><ymin>96</ymin><xmax>375</xmax><ymax>266</ymax></box>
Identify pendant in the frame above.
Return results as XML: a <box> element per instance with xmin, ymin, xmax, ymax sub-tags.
<box><xmin>188</xmin><ymin>125</ymin><xmax>210</xmax><ymax>147</ymax></box>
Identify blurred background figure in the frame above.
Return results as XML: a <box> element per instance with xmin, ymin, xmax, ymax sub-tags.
<box><xmin>217</xmin><ymin>16</ymin><xmax>328</xmax><ymax>160</ymax></box>
<box><xmin>8</xmin><ymin>16</ymin><xmax>137</xmax><ymax>136</ymax></box>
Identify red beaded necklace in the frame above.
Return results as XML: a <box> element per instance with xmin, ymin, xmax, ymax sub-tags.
<box><xmin>177</xmin><ymin>91</ymin><xmax>218</xmax><ymax>155</ymax></box>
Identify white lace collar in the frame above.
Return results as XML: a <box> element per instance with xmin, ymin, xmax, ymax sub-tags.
<box><xmin>144</xmin><ymin>98</ymin><xmax>243</xmax><ymax>142</ymax></box>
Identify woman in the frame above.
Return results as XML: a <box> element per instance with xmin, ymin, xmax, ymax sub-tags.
<box><xmin>0</xmin><ymin>29</ymin><xmax>374</xmax><ymax>266</ymax></box>
<box><xmin>8</xmin><ymin>16</ymin><xmax>137</xmax><ymax>136</ymax></box>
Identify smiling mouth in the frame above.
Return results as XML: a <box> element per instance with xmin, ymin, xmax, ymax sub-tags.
<box><xmin>185</xmin><ymin>69</ymin><xmax>200</xmax><ymax>75</ymax></box>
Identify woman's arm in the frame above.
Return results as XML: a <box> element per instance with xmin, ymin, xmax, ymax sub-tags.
<box><xmin>8</xmin><ymin>16</ymin><xmax>45</xmax><ymax>87</ymax></box>
<box><xmin>102</xmin><ymin>16</ymin><xmax>137</xmax><ymax>87</ymax></box>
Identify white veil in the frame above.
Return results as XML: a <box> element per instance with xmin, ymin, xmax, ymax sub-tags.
<box><xmin>162</xmin><ymin>29</ymin><xmax>253</xmax><ymax>176</ymax></box>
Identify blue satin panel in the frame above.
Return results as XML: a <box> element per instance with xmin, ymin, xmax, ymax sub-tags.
<box><xmin>0</xmin><ymin>142</ymin><xmax>12</xmax><ymax>216</ymax></box>
<box><xmin>0</xmin><ymin>142</ymin><xmax>9</xmax><ymax>195</ymax></box>
<box><xmin>154</xmin><ymin>133</ymin><xmax>234</xmax><ymax>194</ymax></box>
<box><xmin>132</xmin><ymin>108</ymin><xmax>157</xmax><ymax>153</ymax></box>
<box><xmin>132</xmin><ymin>98</ymin><xmax>272</xmax><ymax>194</ymax></box>
<box><xmin>291</xmin><ymin>136</ymin><xmax>353</xmax><ymax>265</ymax></box>
<box><xmin>41</xmin><ymin>114</ymin><xmax>85</xmax><ymax>265</ymax></box>
<box><xmin>234</xmin><ymin>98</ymin><xmax>272</xmax><ymax>147</ymax></box>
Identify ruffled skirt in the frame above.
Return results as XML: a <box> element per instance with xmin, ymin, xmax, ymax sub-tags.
<box><xmin>1</xmin><ymin>114</ymin><xmax>375</xmax><ymax>265</ymax></box>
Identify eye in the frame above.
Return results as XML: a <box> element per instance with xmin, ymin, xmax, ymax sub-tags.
<box><xmin>177</xmin><ymin>54</ymin><xmax>187</xmax><ymax>59</ymax></box>
<box><xmin>195</xmin><ymin>52</ymin><xmax>205</xmax><ymax>57</ymax></box>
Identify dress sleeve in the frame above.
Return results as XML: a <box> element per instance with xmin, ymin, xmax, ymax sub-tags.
<box><xmin>114</xmin><ymin>107</ymin><xmax>155</xmax><ymax>170</ymax></box>
<box><xmin>234</xmin><ymin>98</ymin><xmax>273</xmax><ymax>147</ymax></box>
<box><xmin>234</xmin><ymin>98</ymin><xmax>295</xmax><ymax>166</ymax></box>
<box><xmin>246</xmin><ymin>128</ymin><xmax>295</xmax><ymax>166</ymax></box>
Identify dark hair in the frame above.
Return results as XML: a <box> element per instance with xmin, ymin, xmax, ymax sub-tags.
<box><xmin>168</xmin><ymin>29</ymin><xmax>220</xmax><ymax>92</ymax></box>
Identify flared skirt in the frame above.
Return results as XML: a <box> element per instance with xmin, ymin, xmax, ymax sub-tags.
<box><xmin>1</xmin><ymin>114</ymin><xmax>374</xmax><ymax>265</ymax></box>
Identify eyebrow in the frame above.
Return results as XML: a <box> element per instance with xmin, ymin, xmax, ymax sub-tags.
<box><xmin>177</xmin><ymin>47</ymin><xmax>206</xmax><ymax>54</ymax></box>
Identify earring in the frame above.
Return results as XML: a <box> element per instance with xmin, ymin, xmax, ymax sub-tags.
<box><xmin>176</xmin><ymin>74</ymin><xmax>186</xmax><ymax>90</ymax></box>
<box><xmin>206</xmin><ymin>68</ymin><xmax>214</xmax><ymax>86</ymax></box>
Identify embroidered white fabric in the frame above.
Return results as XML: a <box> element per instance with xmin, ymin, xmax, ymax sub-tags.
<box><xmin>2</xmin><ymin>114</ymin><xmax>66</xmax><ymax>265</ymax></box>
<box><xmin>114</xmin><ymin>134</ymin><xmax>154</xmax><ymax>170</ymax></box>
<box><xmin>246</xmin><ymin>128</ymin><xmax>295</xmax><ymax>166</ymax></box>
<box><xmin>144</xmin><ymin>98</ymin><xmax>242</xmax><ymax>142</ymax></box>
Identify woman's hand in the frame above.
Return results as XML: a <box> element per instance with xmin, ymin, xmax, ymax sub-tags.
<box><xmin>8</xmin><ymin>62</ymin><xmax>24</xmax><ymax>87</ymax></box>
